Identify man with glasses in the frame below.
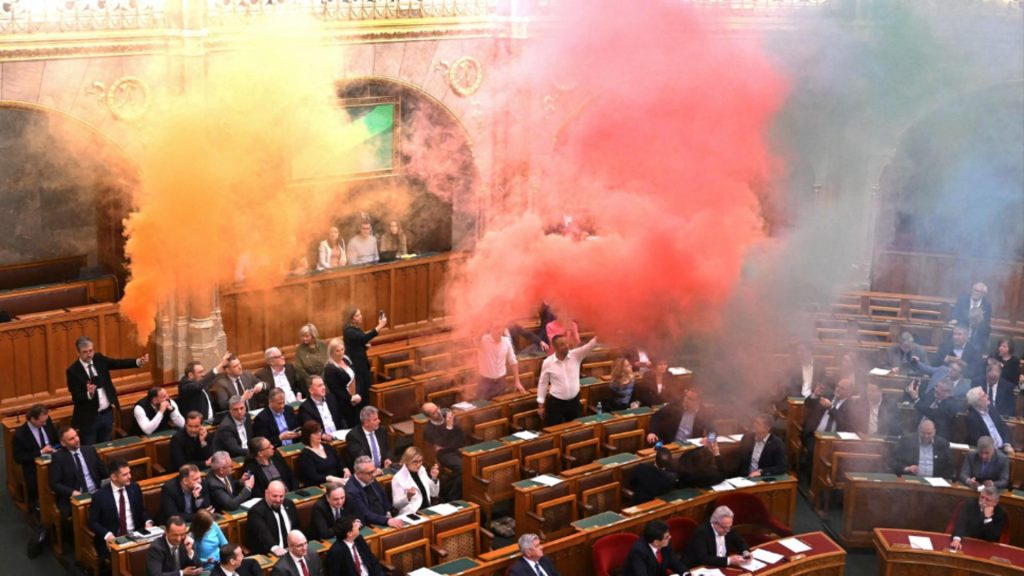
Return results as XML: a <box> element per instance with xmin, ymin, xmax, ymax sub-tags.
<box><xmin>684</xmin><ymin>506</ymin><xmax>749</xmax><ymax>568</ymax></box>
<box><xmin>622</xmin><ymin>520</ymin><xmax>688</xmax><ymax>576</ymax></box>
<box><xmin>203</xmin><ymin>450</ymin><xmax>256</xmax><ymax>512</ymax></box>
<box><xmin>345</xmin><ymin>456</ymin><xmax>403</xmax><ymax>528</ymax></box>
<box><xmin>270</xmin><ymin>530</ymin><xmax>322</xmax><ymax>576</ymax></box>
<box><xmin>256</xmin><ymin>347</ymin><xmax>306</xmax><ymax>404</ymax></box>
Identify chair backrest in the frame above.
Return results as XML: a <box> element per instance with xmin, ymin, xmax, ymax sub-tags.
<box><xmin>580</xmin><ymin>483</ymin><xmax>620</xmax><ymax>518</ymax></box>
<box><xmin>378</xmin><ymin>384</ymin><xmax>422</xmax><ymax>424</ymax></box>
<box><xmin>602</xmin><ymin>418</ymin><xmax>638</xmax><ymax>438</ymax></box>
<box><xmin>480</xmin><ymin>459</ymin><xmax>520</xmax><ymax>502</ymax></box>
<box><xmin>474</xmin><ymin>419</ymin><xmax>510</xmax><ymax>442</ymax></box>
<box><xmin>667</xmin><ymin>517</ymin><xmax>697</xmax><ymax>555</ymax></box>
<box><xmin>383</xmin><ymin>537</ymin><xmax>432</xmax><ymax>574</ymax></box>
<box><xmin>832</xmin><ymin>452</ymin><xmax>883</xmax><ymax>483</ymax></box>
<box><xmin>512</xmin><ymin>410</ymin><xmax>543</xmax><ymax>433</ymax></box>
<box><xmin>536</xmin><ymin>494</ymin><xmax>578</xmax><ymax>540</ymax></box>
<box><xmin>470</xmin><ymin>406</ymin><xmax>504</xmax><ymax>427</ymax></box>
<box><xmin>295</xmin><ymin>496</ymin><xmax>317</xmax><ymax>531</ymax></box>
<box><xmin>714</xmin><ymin>492</ymin><xmax>772</xmax><ymax>526</ymax></box>
<box><xmin>564</xmin><ymin>438</ymin><xmax>600</xmax><ymax>468</ymax></box>
<box><xmin>562</xmin><ymin>426</ymin><xmax>596</xmax><ymax>447</ymax></box>
<box><xmin>592</xmin><ymin>533</ymin><xmax>639</xmax><ymax>576</ymax></box>
<box><xmin>128</xmin><ymin>457</ymin><xmax>153</xmax><ymax>481</ymax></box>
<box><xmin>435</xmin><ymin>523</ymin><xmax>480</xmax><ymax>560</ymax></box>
<box><xmin>123</xmin><ymin>543</ymin><xmax>150</xmax><ymax>576</ymax></box>
<box><xmin>523</xmin><ymin>448</ymin><xmax>561</xmax><ymax>478</ymax></box>
<box><xmin>945</xmin><ymin>499</ymin><xmax>966</xmax><ymax>534</ymax></box>
<box><xmin>103</xmin><ymin>444</ymin><xmax>147</xmax><ymax>466</ymax></box>
<box><xmin>606</xmin><ymin>430</ymin><xmax>644</xmax><ymax>455</ymax></box>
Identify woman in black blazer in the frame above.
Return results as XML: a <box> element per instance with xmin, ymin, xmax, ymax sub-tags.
<box><xmin>296</xmin><ymin>420</ymin><xmax>347</xmax><ymax>487</ymax></box>
<box><xmin>325</xmin><ymin>337</ymin><xmax>360</xmax><ymax>428</ymax></box>
<box><xmin>342</xmin><ymin>306</ymin><xmax>387</xmax><ymax>401</ymax></box>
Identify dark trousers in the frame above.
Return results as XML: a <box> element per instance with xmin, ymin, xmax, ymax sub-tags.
<box><xmin>543</xmin><ymin>394</ymin><xmax>581</xmax><ymax>426</ymax></box>
<box><xmin>81</xmin><ymin>409</ymin><xmax>115</xmax><ymax>445</ymax></box>
<box><xmin>437</xmin><ymin>450</ymin><xmax>463</xmax><ymax>500</ymax></box>
<box><xmin>477</xmin><ymin>376</ymin><xmax>506</xmax><ymax>401</ymax></box>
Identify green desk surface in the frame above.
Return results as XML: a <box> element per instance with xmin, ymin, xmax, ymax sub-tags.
<box><xmin>613</xmin><ymin>406</ymin><xmax>655</xmax><ymax>416</ymax></box>
<box><xmin>463</xmin><ymin>439</ymin><xmax>505</xmax><ymax>453</ymax></box>
<box><xmin>278</xmin><ymin>442</ymin><xmax>307</xmax><ymax>455</ymax></box>
<box><xmin>660</xmin><ymin>488</ymin><xmax>704</xmax><ymax>502</ymax></box>
<box><xmin>512</xmin><ymin>478</ymin><xmax>544</xmax><ymax>489</ymax></box>
<box><xmin>578</xmin><ymin>412</ymin><xmax>615</xmax><ymax>424</ymax></box>
<box><xmin>572</xmin><ymin>511</ymin><xmax>626</xmax><ymax>530</ymax></box>
<box><xmin>433</xmin><ymin>557</ymin><xmax>480</xmax><ymax>574</ymax></box>
<box><xmin>596</xmin><ymin>452</ymin><xmax>638</xmax><ymax>466</ymax></box>
<box><xmin>148</xmin><ymin>429</ymin><xmax>177</xmax><ymax>439</ymax></box>
<box><xmin>752</xmin><ymin>474</ymin><xmax>791</xmax><ymax>484</ymax></box>
<box><xmin>421</xmin><ymin>500</ymin><xmax>470</xmax><ymax>516</ymax></box>
<box><xmin>96</xmin><ymin>436</ymin><xmax>142</xmax><ymax>449</ymax></box>
<box><xmin>580</xmin><ymin>376</ymin><xmax>600</xmax><ymax>386</ymax></box>
<box><xmin>286</xmin><ymin>486</ymin><xmax>324</xmax><ymax>501</ymax></box>
<box><xmin>845</xmin><ymin>472</ymin><xmax>902</xmax><ymax>482</ymax></box>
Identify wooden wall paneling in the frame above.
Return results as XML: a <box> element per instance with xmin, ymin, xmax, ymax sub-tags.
<box><xmin>373</xmin><ymin>269</ymin><xmax>391</xmax><ymax>325</ymax></box>
<box><xmin>1012</xmin><ymin>267</ymin><xmax>1024</xmax><ymax>324</ymax></box>
<box><xmin>0</xmin><ymin>329</ymin><xmax>16</xmax><ymax>402</ymax></box>
<box><xmin>14</xmin><ymin>324</ymin><xmax>48</xmax><ymax>401</ymax></box>
<box><xmin>219</xmin><ymin>293</ymin><xmax>239</xmax><ymax>352</ymax></box>
<box><xmin>233</xmin><ymin>290</ymin><xmax>268</xmax><ymax>357</ymax></box>
<box><xmin>266</xmin><ymin>284</ymin><xmax>308</xmax><ymax>349</ymax></box>
<box><xmin>350</xmin><ymin>271</ymin><xmax>382</xmax><ymax>328</ymax></box>
<box><xmin>429</xmin><ymin>258</ymin><xmax>449</xmax><ymax>321</ymax></box>
<box><xmin>872</xmin><ymin>252</ymin><xmax>925</xmax><ymax>295</ymax></box>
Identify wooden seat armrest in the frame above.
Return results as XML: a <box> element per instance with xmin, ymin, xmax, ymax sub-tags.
<box><xmin>526</xmin><ymin>511</ymin><xmax>545</xmax><ymax>523</ymax></box>
<box><xmin>431</xmin><ymin>545</ymin><xmax>449</xmax><ymax>559</ymax></box>
<box><xmin>472</xmin><ymin>475</ymin><xmax>490</xmax><ymax>486</ymax></box>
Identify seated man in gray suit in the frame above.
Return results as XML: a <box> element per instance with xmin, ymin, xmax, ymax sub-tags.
<box><xmin>884</xmin><ymin>332</ymin><xmax>928</xmax><ymax>376</ymax></box>
<box><xmin>269</xmin><ymin>530</ymin><xmax>322</xmax><ymax>576</ymax></box>
<box><xmin>958</xmin><ymin>436</ymin><xmax>1010</xmax><ymax>490</ymax></box>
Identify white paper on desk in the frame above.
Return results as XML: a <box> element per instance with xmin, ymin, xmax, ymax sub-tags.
<box><xmin>726</xmin><ymin>477</ymin><xmax>756</xmax><ymax>488</ymax></box>
<box><xmin>716</xmin><ymin>435</ymin><xmax>739</xmax><ymax>444</ymax></box>
<box><xmin>686</xmin><ymin>437</ymin><xmax>706</xmax><ymax>446</ymax></box>
<box><xmin>452</xmin><ymin>401</ymin><xmax>476</xmax><ymax>411</ymax></box>
<box><xmin>778</xmin><ymin>537</ymin><xmax>811</xmax><ymax>553</ymax></box>
<box><xmin>332</xmin><ymin>429</ymin><xmax>350</xmax><ymax>441</ymax></box>
<box><xmin>908</xmin><ymin>535</ymin><xmax>934</xmax><ymax>550</ymax></box>
<box><xmin>711</xmin><ymin>482</ymin><xmax>735</xmax><ymax>492</ymax></box>
<box><xmin>533</xmin><ymin>474</ymin><xmax>563</xmax><ymax>486</ymax></box>
<box><xmin>668</xmin><ymin>367</ymin><xmax>692</xmax><ymax>376</ymax></box>
<box><xmin>514</xmin><ymin>431</ymin><xmax>540</xmax><ymax>440</ymax></box>
<box><xmin>869</xmin><ymin>368</ymin><xmax>892</xmax><ymax>376</ymax></box>
<box><xmin>950</xmin><ymin>442</ymin><xmax>970</xmax><ymax>451</ymax></box>
<box><xmin>239</xmin><ymin>497</ymin><xmax>261</xmax><ymax>510</ymax></box>
<box><xmin>409</xmin><ymin>568</ymin><xmax>443</xmax><ymax>576</ymax></box>
<box><xmin>689</xmin><ymin>569</ymin><xmax>725</xmax><ymax>576</ymax></box>
<box><xmin>751</xmin><ymin>548</ymin><xmax>784</xmax><ymax>564</ymax></box>
<box><xmin>923</xmin><ymin>477</ymin><xmax>951</xmax><ymax>487</ymax></box>
<box><xmin>424</xmin><ymin>503</ymin><xmax>460</xmax><ymax>516</ymax></box>
<box><xmin>739</xmin><ymin>558</ymin><xmax>767</xmax><ymax>571</ymax></box>
<box><xmin>725</xmin><ymin>434</ymin><xmax>743</xmax><ymax>442</ymax></box>
<box><xmin>836</xmin><ymin>432</ymin><xmax>860</xmax><ymax>440</ymax></box>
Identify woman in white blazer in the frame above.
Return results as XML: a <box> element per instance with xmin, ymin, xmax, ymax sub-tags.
<box><xmin>317</xmin><ymin>225</ymin><xmax>347</xmax><ymax>271</ymax></box>
<box><xmin>391</xmin><ymin>446</ymin><xmax>441</xmax><ymax>516</ymax></box>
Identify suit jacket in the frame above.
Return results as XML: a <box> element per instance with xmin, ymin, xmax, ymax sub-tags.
<box><xmin>982</xmin><ymin>378</ymin><xmax>1016</xmax><ymax>419</ymax></box>
<box><xmin>648</xmin><ymin>402</ymin><xmax>714</xmax><ymax>443</ymax></box>
<box><xmin>958</xmin><ymin>450</ymin><xmax>1010</xmax><ymax>489</ymax></box>
<box><xmin>66</xmin><ymin>354</ymin><xmax>138</xmax><ymax>429</ymax></box>
<box><xmin>12</xmin><ymin>419</ymin><xmax>59</xmax><ymax>469</ymax></box>
<box><xmin>342</xmin><ymin>325</ymin><xmax>378</xmax><ymax>392</ymax></box>
<box><xmin>933</xmin><ymin>337</ymin><xmax>982</xmax><ymax>373</ymax></box>
<box><xmin>628</xmin><ymin>462</ymin><xmax>677</xmax><ymax>505</ymax></box>
<box><xmin>345</xmin><ymin>426</ymin><xmax>391</xmax><ymax>469</ymax></box>
<box><xmin>212</xmin><ymin>371</ymin><xmax>263</xmax><ymax>413</ymax></box>
<box><xmin>952</xmin><ymin>294</ymin><xmax>992</xmax><ymax>329</ymax></box>
<box><xmin>307</xmin><ymin>496</ymin><xmax>353</xmax><ymax>541</ymax></box>
<box><xmin>269</xmin><ymin>551</ymin><xmax>322</xmax><ymax>576</ymax></box>
<box><xmin>170</xmin><ymin>428</ymin><xmax>214</xmax><ymax>470</ymax></box>
<box><xmin>508</xmin><ymin>556</ymin><xmax>561</xmax><ymax>576</ymax></box>
<box><xmin>952</xmin><ymin>501</ymin><xmax>1006</xmax><ymax>542</ymax></box>
<box><xmin>622</xmin><ymin>538</ymin><xmax>688</xmax><ymax>576</ymax></box>
<box><xmin>213</xmin><ymin>415</ymin><xmax>254</xmax><ymax>458</ymax></box>
<box><xmin>802</xmin><ymin>395</ymin><xmax>857</xmax><ymax>440</ymax></box>
<box><xmin>890</xmin><ymin>435</ymin><xmax>954</xmax><ymax>478</ymax></box>
<box><xmin>178</xmin><ymin>369</ymin><xmax>219</xmax><ymax>421</ymax></box>
<box><xmin>50</xmin><ymin>446</ymin><xmax>107</xmax><ymax>517</ymax></box>
<box><xmin>345</xmin><ymin>479</ymin><xmax>391</xmax><ymax>526</ymax></box>
<box><xmin>212</xmin><ymin>559</ymin><xmax>263</xmax><ymax>576</ymax></box>
<box><xmin>683</xmin><ymin>520</ymin><xmax>747</xmax><ymax>568</ymax></box>
<box><xmin>914</xmin><ymin>393</ymin><xmax>959</xmax><ymax>442</ymax></box>
<box><xmin>855</xmin><ymin>397</ymin><xmax>902</xmax><ymax>437</ymax></box>
<box><xmin>89</xmin><ymin>482</ymin><xmax>150</xmax><ymax>545</ymax></box>
<box><xmin>635</xmin><ymin>370</ymin><xmax>682</xmax><ymax>407</ymax></box>
<box><xmin>158</xmin><ymin>478</ymin><xmax>208</xmax><ymax>524</ymax></box>
<box><xmin>246</xmin><ymin>499</ymin><xmax>299</xmax><ymax>555</ymax></box>
<box><xmin>147</xmin><ymin>535</ymin><xmax>197</xmax><ymax>576</ymax></box>
<box><xmin>735</xmin><ymin>433</ymin><xmax>787</xmax><ymax>477</ymax></box>
<box><xmin>255</xmin><ymin>363</ymin><xmax>307</xmax><ymax>405</ymax></box>
<box><xmin>324</xmin><ymin>536</ymin><xmax>384</xmax><ymax>576</ymax></box>
<box><xmin>203</xmin><ymin>473</ymin><xmax>252</xmax><ymax>512</ymax></box>
<box><xmin>324</xmin><ymin>362</ymin><xmax>359</xmax><ymax>426</ymax></box>
<box><xmin>298</xmin><ymin>395</ymin><xmax>347</xmax><ymax>435</ymax></box>
<box><xmin>243</xmin><ymin>453</ymin><xmax>297</xmax><ymax>499</ymax></box>
<box><xmin>253</xmin><ymin>406</ymin><xmax>301</xmax><ymax>448</ymax></box>
<box><xmin>966</xmin><ymin>406</ymin><xmax>1012</xmax><ymax>448</ymax></box>
<box><xmin>883</xmin><ymin>344</ymin><xmax>929</xmax><ymax>374</ymax></box>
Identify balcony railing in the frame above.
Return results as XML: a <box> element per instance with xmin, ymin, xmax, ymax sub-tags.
<box><xmin>0</xmin><ymin>0</ymin><xmax>167</xmax><ymax>34</ymax></box>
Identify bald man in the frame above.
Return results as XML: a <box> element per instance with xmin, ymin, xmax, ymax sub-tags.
<box><xmin>421</xmin><ymin>402</ymin><xmax>466</xmax><ymax>499</ymax></box>
<box><xmin>270</xmin><ymin>530</ymin><xmax>322</xmax><ymax>576</ymax></box>
<box><xmin>246</xmin><ymin>480</ymin><xmax>298</xmax><ymax>556</ymax></box>
<box><xmin>891</xmin><ymin>419</ymin><xmax>953</xmax><ymax>479</ymax></box>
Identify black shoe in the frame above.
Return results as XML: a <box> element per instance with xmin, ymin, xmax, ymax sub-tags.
<box><xmin>26</xmin><ymin>526</ymin><xmax>46</xmax><ymax>558</ymax></box>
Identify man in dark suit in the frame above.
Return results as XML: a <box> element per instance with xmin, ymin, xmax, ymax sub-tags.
<box><xmin>13</xmin><ymin>404</ymin><xmax>59</xmax><ymax>507</ymax></box>
<box><xmin>203</xmin><ymin>450</ymin><xmax>256</xmax><ymax>512</ymax></box>
<box><xmin>253</xmin><ymin>388</ymin><xmax>301</xmax><ymax>448</ymax></box>
<box><xmin>965</xmin><ymin>386</ymin><xmax>1015</xmax><ymax>455</ymax></box>
<box><xmin>958</xmin><ymin>436</ymin><xmax>1010</xmax><ymax>489</ymax></box>
<box><xmin>346</xmin><ymin>456</ymin><xmax>403</xmax><ymax>528</ymax></box>
<box><xmin>981</xmin><ymin>358</ymin><xmax>1016</xmax><ymax>418</ymax></box>
<box><xmin>507</xmin><ymin>532</ymin><xmax>561</xmax><ymax>576</ymax></box>
<box><xmin>883</xmin><ymin>333</ymin><xmax>929</xmax><ymax>376</ymax></box>
<box><xmin>908</xmin><ymin>379</ymin><xmax>958</xmax><ymax>442</ymax></box>
<box><xmin>158</xmin><ymin>464</ymin><xmax>211</xmax><ymax>524</ymax></box>
<box><xmin>324</xmin><ymin>516</ymin><xmax>385</xmax><ymax>576</ymax></box>
<box><xmin>88</xmin><ymin>458</ymin><xmax>153</xmax><ymax>561</ymax></box>
<box><xmin>891</xmin><ymin>419</ymin><xmax>954</xmax><ymax>478</ymax></box>
<box><xmin>212</xmin><ymin>355</ymin><xmax>265</xmax><ymax>413</ymax></box>
<box><xmin>66</xmin><ymin>335</ymin><xmax>148</xmax><ymax>444</ymax></box>
<box><xmin>787</xmin><ymin>342</ymin><xmax>827</xmax><ymax>398</ymax></box>
<box><xmin>50</xmin><ymin>426</ymin><xmax>107</xmax><ymax>519</ymax></box>
<box><xmin>345</xmin><ymin>406</ymin><xmax>392</xmax><ymax>470</ymax></box>
<box><xmin>951</xmin><ymin>282</ymin><xmax>992</xmax><ymax>333</ymax></box>
<box><xmin>934</xmin><ymin>326</ymin><xmax>982</xmax><ymax>380</ymax></box>
<box><xmin>857</xmin><ymin>382</ymin><xmax>901</xmax><ymax>437</ymax></box>
<box><xmin>950</xmin><ymin>485</ymin><xmax>1006</xmax><ymax>550</ymax></box>
<box><xmin>255</xmin><ymin>347</ymin><xmax>307</xmax><ymax>405</ymax></box>
<box><xmin>308</xmin><ymin>482</ymin><xmax>352</xmax><ymax>541</ymax></box>
<box><xmin>629</xmin><ymin>447</ymin><xmax>678</xmax><ymax>504</ymax></box>
<box><xmin>802</xmin><ymin>378</ymin><xmax>857</xmax><ymax>456</ymax></box>
<box><xmin>246</xmin><ymin>480</ymin><xmax>299</xmax><ymax>556</ymax></box>
<box><xmin>736</xmin><ymin>414</ymin><xmax>787</xmax><ymax>477</ymax></box>
<box><xmin>178</xmin><ymin>355</ymin><xmax>228</xmax><ymax>422</ymax></box>
<box><xmin>646</xmin><ymin>389</ymin><xmax>714</xmax><ymax>445</ymax></box>
<box><xmin>683</xmin><ymin>507</ymin><xmax>749</xmax><ymax>569</ymax></box>
<box><xmin>623</xmin><ymin>520</ymin><xmax>688</xmax><ymax>576</ymax></box>
<box><xmin>146</xmin><ymin>515</ymin><xmax>200</xmax><ymax>576</ymax></box>
<box><xmin>298</xmin><ymin>376</ymin><xmax>347</xmax><ymax>435</ymax></box>
<box><xmin>270</xmin><ymin>530</ymin><xmax>322</xmax><ymax>576</ymax></box>
<box><xmin>170</xmin><ymin>411</ymin><xmax>214</xmax><ymax>470</ymax></box>
<box><xmin>211</xmin><ymin>544</ymin><xmax>264</xmax><ymax>576</ymax></box>
<box><xmin>213</xmin><ymin>395</ymin><xmax>254</xmax><ymax>458</ymax></box>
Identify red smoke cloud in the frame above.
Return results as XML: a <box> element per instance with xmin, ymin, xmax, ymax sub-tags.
<box><xmin>450</xmin><ymin>1</ymin><xmax>788</xmax><ymax>350</ymax></box>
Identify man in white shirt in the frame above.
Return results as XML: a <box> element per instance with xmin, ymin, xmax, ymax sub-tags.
<box><xmin>477</xmin><ymin>325</ymin><xmax>526</xmax><ymax>400</ymax></box>
<box><xmin>133</xmin><ymin>386</ymin><xmax>186</xmax><ymax>436</ymax></box>
<box><xmin>89</xmin><ymin>458</ymin><xmax>154</xmax><ymax>561</ymax></box>
<box><xmin>255</xmin><ymin>347</ymin><xmax>304</xmax><ymax>404</ymax></box>
<box><xmin>537</xmin><ymin>334</ymin><xmax>598</xmax><ymax>425</ymax></box>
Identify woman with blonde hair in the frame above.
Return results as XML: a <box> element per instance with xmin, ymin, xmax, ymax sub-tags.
<box><xmin>294</xmin><ymin>323</ymin><xmax>328</xmax><ymax>388</ymax></box>
<box><xmin>391</xmin><ymin>446</ymin><xmax>441</xmax><ymax>516</ymax></box>
<box><xmin>325</xmin><ymin>336</ymin><xmax>359</xmax><ymax>426</ymax></box>
<box><xmin>317</xmin><ymin>225</ymin><xmax>347</xmax><ymax>270</ymax></box>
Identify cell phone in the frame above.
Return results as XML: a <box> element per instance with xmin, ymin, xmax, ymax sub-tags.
<box><xmin>378</xmin><ymin>310</ymin><xmax>386</xmax><ymax>321</ymax></box>
<box><xmin>242</xmin><ymin>471</ymin><xmax>252</xmax><ymax>480</ymax></box>
<box><xmin>407</xmin><ymin>513</ymin><xmax>422</xmax><ymax>521</ymax></box>
<box><xmin>135</xmin><ymin>527</ymin><xmax>150</xmax><ymax>536</ymax></box>
<box><xmin>707</xmin><ymin>432</ymin><xmax>717</xmax><ymax>444</ymax></box>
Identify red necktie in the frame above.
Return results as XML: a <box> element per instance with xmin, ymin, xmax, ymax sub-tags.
<box><xmin>655</xmin><ymin>549</ymin><xmax>662</xmax><ymax>565</ymax></box>
<box><xmin>353</xmin><ymin>545</ymin><xmax>362</xmax><ymax>575</ymax></box>
<box><xmin>118</xmin><ymin>488</ymin><xmax>128</xmax><ymax>536</ymax></box>
<box><xmin>299</xmin><ymin>558</ymin><xmax>310</xmax><ymax>576</ymax></box>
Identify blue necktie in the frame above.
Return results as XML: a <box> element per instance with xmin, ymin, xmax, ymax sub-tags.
<box><xmin>369</xmin><ymin>432</ymin><xmax>381</xmax><ymax>467</ymax></box>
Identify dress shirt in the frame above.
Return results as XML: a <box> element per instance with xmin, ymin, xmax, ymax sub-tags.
<box><xmin>868</xmin><ymin>402</ymin><xmax>881</xmax><ymax>436</ymax></box>
<box><xmin>364</xmin><ymin>428</ymin><xmax>382</xmax><ymax>467</ymax></box>
<box><xmin>537</xmin><ymin>339</ymin><xmax>598</xmax><ymax>403</ymax></box>
<box><xmin>111</xmin><ymin>485</ymin><xmax>136</xmax><ymax>537</ymax></box>
<box><xmin>345</xmin><ymin>540</ymin><xmax>369</xmax><ymax>576</ymax></box>
<box><xmin>801</xmin><ymin>364</ymin><xmax>814</xmax><ymax>397</ymax></box>
<box><xmin>29</xmin><ymin>422</ymin><xmax>50</xmax><ymax>447</ymax></box>
<box><xmin>918</xmin><ymin>443</ymin><xmax>934</xmax><ymax>476</ymax></box>
<box><xmin>978</xmin><ymin>410</ymin><xmax>1005</xmax><ymax>447</ymax></box>
<box><xmin>271</xmin><ymin>368</ymin><xmax>297</xmax><ymax>403</ymax></box>
<box><xmin>271</xmin><ymin>410</ymin><xmax>292</xmax><ymax>445</ymax></box>
<box><xmin>233</xmin><ymin>418</ymin><xmax>249</xmax><ymax>445</ymax></box>
<box><xmin>134</xmin><ymin>400</ymin><xmax>185</xmax><ymax>434</ymax></box>
<box><xmin>673</xmin><ymin>412</ymin><xmax>697</xmax><ymax>443</ymax></box>
<box><xmin>272</xmin><ymin>506</ymin><xmax>291</xmax><ymax>547</ymax></box>
<box><xmin>528</xmin><ymin>558</ymin><xmax>547</xmax><ymax>576</ymax></box>
<box><xmin>314</xmin><ymin>398</ymin><xmax>337</xmax><ymax>434</ymax></box>
<box><xmin>750</xmin><ymin>437</ymin><xmax>767</xmax><ymax>473</ymax></box>
<box><xmin>478</xmin><ymin>334</ymin><xmax>517</xmax><ymax>379</ymax></box>
<box><xmin>81</xmin><ymin>359</ymin><xmax>111</xmax><ymax>411</ymax></box>
<box><xmin>714</xmin><ymin>527</ymin><xmax>727</xmax><ymax>557</ymax></box>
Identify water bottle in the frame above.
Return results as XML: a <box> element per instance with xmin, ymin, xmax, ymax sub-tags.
<box><xmin>655</xmin><ymin>441</ymin><xmax>664</xmax><ymax>450</ymax></box>
<box><xmin>596</xmin><ymin>402</ymin><xmax>603</xmax><ymax>415</ymax></box>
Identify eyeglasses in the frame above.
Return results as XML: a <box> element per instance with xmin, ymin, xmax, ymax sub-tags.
<box><xmin>412</xmin><ymin>459</ymin><xmax>424</xmax><ymax>464</ymax></box>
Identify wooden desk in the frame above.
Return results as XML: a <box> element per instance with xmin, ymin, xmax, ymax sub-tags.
<box><xmin>689</xmin><ymin>531</ymin><xmax>846</xmax><ymax>576</ymax></box>
<box><xmin>874</xmin><ymin>528</ymin><xmax>1024</xmax><ymax>575</ymax></box>
<box><xmin>842</xmin><ymin>474</ymin><xmax>1024</xmax><ymax>548</ymax></box>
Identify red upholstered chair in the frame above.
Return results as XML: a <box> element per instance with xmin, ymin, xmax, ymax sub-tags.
<box><xmin>667</xmin><ymin>517</ymin><xmax>698</xmax><ymax>556</ymax></box>
<box><xmin>945</xmin><ymin>499</ymin><xmax>1010</xmax><ymax>544</ymax></box>
<box><xmin>713</xmin><ymin>492</ymin><xmax>793</xmax><ymax>546</ymax></box>
<box><xmin>593</xmin><ymin>533</ymin><xmax>639</xmax><ymax>576</ymax></box>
